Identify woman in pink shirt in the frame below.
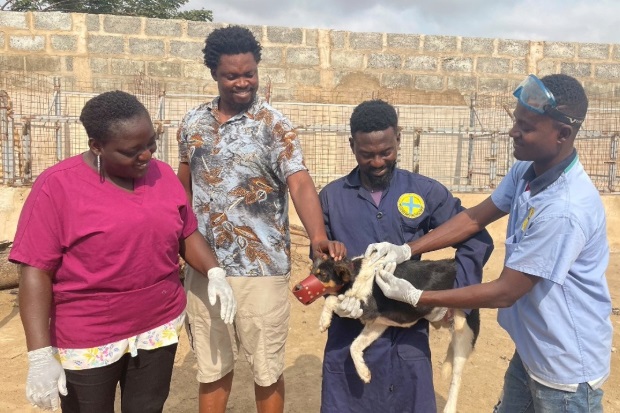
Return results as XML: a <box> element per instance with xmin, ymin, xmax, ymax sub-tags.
<box><xmin>10</xmin><ymin>91</ymin><xmax>236</xmax><ymax>413</ymax></box>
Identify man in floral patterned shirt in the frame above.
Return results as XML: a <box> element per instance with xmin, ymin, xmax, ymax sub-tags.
<box><xmin>177</xmin><ymin>26</ymin><xmax>346</xmax><ymax>413</ymax></box>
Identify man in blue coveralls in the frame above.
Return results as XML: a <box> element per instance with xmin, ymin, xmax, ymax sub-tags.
<box><xmin>318</xmin><ymin>99</ymin><xmax>494</xmax><ymax>412</ymax></box>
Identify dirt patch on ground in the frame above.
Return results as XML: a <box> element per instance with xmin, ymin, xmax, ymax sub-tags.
<box><xmin>1</xmin><ymin>239</ymin><xmax>618</xmax><ymax>412</ymax></box>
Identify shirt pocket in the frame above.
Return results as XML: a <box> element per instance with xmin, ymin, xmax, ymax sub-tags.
<box><xmin>323</xmin><ymin>341</ymin><xmax>362</xmax><ymax>375</ymax></box>
<box><xmin>504</xmin><ymin>234</ymin><xmax>519</xmax><ymax>258</ymax></box>
<box><xmin>400</xmin><ymin>217</ymin><xmax>423</xmax><ymax>241</ymax></box>
<box><xmin>396</xmin><ymin>343</ymin><xmax>430</xmax><ymax>361</ymax></box>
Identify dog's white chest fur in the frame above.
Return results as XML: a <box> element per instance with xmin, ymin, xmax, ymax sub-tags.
<box><xmin>344</xmin><ymin>258</ymin><xmax>383</xmax><ymax>304</ymax></box>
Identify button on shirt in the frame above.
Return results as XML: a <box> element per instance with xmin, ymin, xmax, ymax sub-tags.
<box><xmin>491</xmin><ymin>151</ymin><xmax>612</xmax><ymax>386</ymax></box>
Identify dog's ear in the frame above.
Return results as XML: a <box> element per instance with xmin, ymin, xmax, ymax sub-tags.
<box><xmin>311</xmin><ymin>256</ymin><xmax>326</xmax><ymax>274</ymax></box>
<box><xmin>334</xmin><ymin>260</ymin><xmax>354</xmax><ymax>283</ymax></box>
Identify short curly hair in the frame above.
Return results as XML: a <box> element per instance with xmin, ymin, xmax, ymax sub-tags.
<box><xmin>541</xmin><ymin>74</ymin><xmax>588</xmax><ymax>129</ymax></box>
<box><xmin>350</xmin><ymin>99</ymin><xmax>399</xmax><ymax>136</ymax></box>
<box><xmin>80</xmin><ymin>91</ymin><xmax>150</xmax><ymax>143</ymax></box>
<box><xmin>203</xmin><ymin>25</ymin><xmax>262</xmax><ymax>70</ymax></box>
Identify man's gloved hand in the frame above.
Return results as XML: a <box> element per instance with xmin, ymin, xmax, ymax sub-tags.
<box><xmin>26</xmin><ymin>346</ymin><xmax>67</xmax><ymax>411</ymax></box>
<box><xmin>333</xmin><ymin>294</ymin><xmax>363</xmax><ymax>319</ymax></box>
<box><xmin>207</xmin><ymin>267</ymin><xmax>237</xmax><ymax>324</ymax></box>
<box><xmin>364</xmin><ymin>242</ymin><xmax>411</xmax><ymax>265</ymax></box>
<box><xmin>375</xmin><ymin>262</ymin><xmax>422</xmax><ymax>306</ymax></box>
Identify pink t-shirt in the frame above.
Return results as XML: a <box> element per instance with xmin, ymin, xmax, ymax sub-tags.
<box><xmin>10</xmin><ymin>155</ymin><xmax>197</xmax><ymax>348</ymax></box>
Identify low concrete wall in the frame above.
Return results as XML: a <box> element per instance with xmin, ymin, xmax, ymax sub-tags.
<box><xmin>3</xmin><ymin>188</ymin><xmax>620</xmax><ymax>249</ymax></box>
<box><xmin>2</xmin><ymin>188</ymin><xmax>620</xmax><ymax>249</ymax></box>
<box><xmin>1</xmin><ymin>187</ymin><xmax>619</xmax><ymax>289</ymax></box>
<box><xmin>0</xmin><ymin>186</ymin><xmax>29</xmax><ymax>243</ymax></box>
<box><xmin>0</xmin><ymin>187</ymin><xmax>29</xmax><ymax>289</ymax></box>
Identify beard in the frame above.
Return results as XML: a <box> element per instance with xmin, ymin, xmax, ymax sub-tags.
<box><xmin>364</xmin><ymin>162</ymin><xmax>396</xmax><ymax>191</ymax></box>
<box><xmin>231</xmin><ymin>90</ymin><xmax>256</xmax><ymax>112</ymax></box>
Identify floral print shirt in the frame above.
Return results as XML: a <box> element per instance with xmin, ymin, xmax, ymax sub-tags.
<box><xmin>56</xmin><ymin>313</ymin><xmax>185</xmax><ymax>370</ymax></box>
<box><xmin>177</xmin><ymin>96</ymin><xmax>307</xmax><ymax>276</ymax></box>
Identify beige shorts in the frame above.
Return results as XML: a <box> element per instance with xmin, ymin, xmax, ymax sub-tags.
<box><xmin>184</xmin><ymin>266</ymin><xmax>291</xmax><ymax>387</ymax></box>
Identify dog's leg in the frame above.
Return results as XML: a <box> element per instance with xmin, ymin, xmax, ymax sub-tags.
<box><xmin>319</xmin><ymin>295</ymin><xmax>339</xmax><ymax>332</ymax></box>
<box><xmin>442</xmin><ymin>310</ymin><xmax>475</xmax><ymax>413</ymax></box>
<box><xmin>350</xmin><ymin>322</ymin><xmax>388</xmax><ymax>384</ymax></box>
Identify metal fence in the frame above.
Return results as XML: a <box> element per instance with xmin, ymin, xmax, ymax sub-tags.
<box><xmin>2</xmin><ymin>71</ymin><xmax>619</xmax><ymax>192</ymax></box>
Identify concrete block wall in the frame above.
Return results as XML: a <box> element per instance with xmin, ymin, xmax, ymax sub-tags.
<box><xmin>1</xmin><ymin>11</ymin><xmax>620</xmax><ymax>99</ymax></box>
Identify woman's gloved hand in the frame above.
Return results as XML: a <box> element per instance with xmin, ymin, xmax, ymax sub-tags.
<box><xmin>207</xmin><ymin>267</ymin><xmax>237</xmax><ymax>324</ymax></box>
<box><xmin>26</xmin><ymin>346</ymin><xmax>67</xmax><ymax>411</ymax></box>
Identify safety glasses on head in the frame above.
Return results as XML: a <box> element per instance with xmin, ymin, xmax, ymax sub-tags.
<box><xmin>513</xmin><ymin>74</ymin><xmax>584</xmax><ymax>125</ymax></box>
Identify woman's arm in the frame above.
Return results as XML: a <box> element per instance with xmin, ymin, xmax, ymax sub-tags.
<box><xmin>179</xmin><ymin>230</ymin><xmax>219</xmax><ymax>275</ymax></box>
<box><xmin>18</xmin><ymin>265</ymin><xmax>53</xmax><ymax>351</ymax></box>
<box><xmin>18</xmin><ymin>264</ymin><xmax>68</xmax><ymax>410</ymax></box>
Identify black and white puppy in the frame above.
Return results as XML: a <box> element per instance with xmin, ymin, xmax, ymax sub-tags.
<box><xmin>311</xmin><ymin>255</ymin><xmax>479</xmax><ymax>413</ymax></box>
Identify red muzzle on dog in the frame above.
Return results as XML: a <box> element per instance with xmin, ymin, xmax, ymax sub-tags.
<box><xmin>292</xmin><ymin>274</ymin><xmax>342</xmax><ymax>305</ymax></box>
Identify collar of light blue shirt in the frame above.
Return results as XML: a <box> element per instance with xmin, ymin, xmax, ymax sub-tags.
<box><xmin>523</xmin><ymin>149</ymin><xmax>577</xmax><ymax>196</ymax></box>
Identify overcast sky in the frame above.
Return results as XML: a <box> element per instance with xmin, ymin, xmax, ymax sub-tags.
<box><xmin>186</xmin><ymin>0</ymin><xmax>619</xmax><ymax>44</ymax></box>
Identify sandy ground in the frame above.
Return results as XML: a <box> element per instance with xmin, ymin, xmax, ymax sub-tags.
<box><xmin>1</xmin><ymin>240</ymin><xmax>619</xmax><ymax>413</ymax></box>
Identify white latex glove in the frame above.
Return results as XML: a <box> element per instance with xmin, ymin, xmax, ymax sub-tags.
<box><xmin>207</xmin><ymin>267</ymin><xmax>237</xmax><ymax>324</ymax></box>
<box><xmin>375</xmin><ymin>262</ymin><xmax>422</xmax><ymax>306</ymax></box>
<box><xmin>364</xmin><ymin>242</ymin><xmax>412</xmax><ymax>265</ymax></box>
<box><xmin>333</xmin><ymin>294</ymin><xmax>363</xmax><ymax>319</ymax></box>
<box><xmin>26</xmin><ymin>346</ymin><xmax>67</xmax><ymax>411</ymax></box>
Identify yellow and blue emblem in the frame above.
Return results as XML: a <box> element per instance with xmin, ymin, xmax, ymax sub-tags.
<box><xmin>521</xmin><ymin>207</ymin><xmax>535</xmax><ymax>231</ymax></box>
<box><xmin>397</xmin><ymin>193</ymin><xmax>425</xmax><ymax>219</ymax></box>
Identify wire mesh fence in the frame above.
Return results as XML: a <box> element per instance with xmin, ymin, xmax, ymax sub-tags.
<box><xmin>2</xmin><ymin>70</ymin><xmax>619</xmax><ymax>192</ymax></box>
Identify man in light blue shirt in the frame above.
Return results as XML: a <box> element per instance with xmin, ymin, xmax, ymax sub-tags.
<box><xmin>367</xmin><ymin>73</ymin><xmax>612</xmax><ymax>412</ymax></box>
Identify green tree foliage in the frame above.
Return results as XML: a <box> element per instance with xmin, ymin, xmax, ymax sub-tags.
<box><xmin>0</xmin><ymin>0</ymin><xmax>213</xmax><ymax>21</ymax></box>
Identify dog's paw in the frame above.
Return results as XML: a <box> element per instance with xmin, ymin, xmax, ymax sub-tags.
<box><xmin>343</xmin><ymin>290</ymin><xmax>364</xmax><ymax>302</ymax></box>
<box><xmin>357</xmin><ymin>365</ymin><xmax>371</xmax><ymax>383</ymax></box>
<box><xmin>352</xmin><ymin>355</ymin><xmax>372</xmax><ymax>383</ymax></box>
<box><xmin>319</xmin><ymin>313</ymin><xmax>332</xmax><ymax>332</ymax></box>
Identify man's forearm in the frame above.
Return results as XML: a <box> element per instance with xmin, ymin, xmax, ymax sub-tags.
<box><xmin>289</xmin><ymin>171</ymin><xmax>328</xmax><ymax>243</ymax></box>
<box><xmin>408</xmin><ymin>210</ymin><xmax>480</xmax><ymax>255</ymax></box>
<box><xmin>409</xmin><ymin>196</ymin><xmax>503</xmax><ymax>256</ymax></box>
<box><xmin>177</xmin><ymin>162</ymin><xmax>193</xmax><ymax>203</ymax></box>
